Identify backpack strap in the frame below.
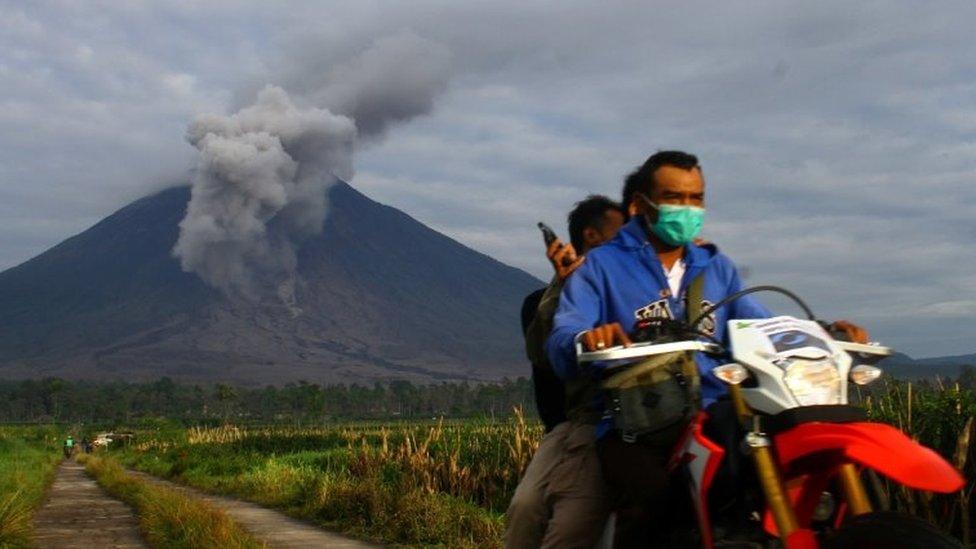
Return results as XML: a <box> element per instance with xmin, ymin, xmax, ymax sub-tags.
<box><xmin>685</xmin><ymin>273</ymin><xmax>705</xmax><ymax>324</ymax></box>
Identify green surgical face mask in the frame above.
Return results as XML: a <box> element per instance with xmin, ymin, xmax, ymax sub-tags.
<box><xmin>640</xmin><ymin>194</ymin><xmax>705</xmax><ymax>247</ymax></box>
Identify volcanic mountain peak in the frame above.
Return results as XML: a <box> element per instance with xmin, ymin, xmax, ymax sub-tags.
<box><xmin>0</xmin><ymin>181</ymin><xmax>541</xmax><ymax>385</ymax></box>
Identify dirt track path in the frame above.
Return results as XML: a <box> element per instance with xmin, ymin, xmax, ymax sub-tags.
<box><xmin>124</xmin><ymin>469</ymin><xmax>380</xmax><ymax>548</ymax></box>
<box><xmin>33</xmin><ymin>460</ymin><xmax>148</xmax><ymax>549</ymax></box>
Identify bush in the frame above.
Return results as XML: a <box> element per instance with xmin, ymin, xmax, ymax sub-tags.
<box><xmin>81</xmin><ymin>454</ymin><xmax>261</xmax><ymax>549</ymax></box>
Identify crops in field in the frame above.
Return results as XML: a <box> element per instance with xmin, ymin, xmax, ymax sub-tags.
<box><xmin>0</xmin><ymin>426</ymin><xmax>61</xmax><ymax>548</ymax></box>
<box><xmin>117</xmin><ymin>410</ymin><xmax>540</xmax><ymax>547</ymax></box>
<box><xmin>102</xmin><ymin>380</ymin><xmax>976</xmax><ymax>547</ymax></box>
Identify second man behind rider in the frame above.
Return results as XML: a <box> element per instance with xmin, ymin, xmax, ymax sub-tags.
<box><xmin>507</xmin><ymin>195</ymin><xmax>625</xmax><ymax>549</ymax></box>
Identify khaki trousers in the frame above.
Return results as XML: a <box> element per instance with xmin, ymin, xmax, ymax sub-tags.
<box><xmin>504</xmin><ymin>421</ymin><xmax>611</xmax><ymax>549</ymax></box>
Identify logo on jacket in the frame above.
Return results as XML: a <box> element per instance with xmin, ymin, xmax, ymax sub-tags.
<box><xmin>635</xmin><ymin>298</ymin><xmax>674</xmax><ymax>322</ymax></box>
<box><xmin>633</xmin><ymin>298</ymin><xmax>717</xmax><ymax>338</ymax></box>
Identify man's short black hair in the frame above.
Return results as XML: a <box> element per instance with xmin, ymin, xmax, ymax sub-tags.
<box><xmin>622</xmin><ymin>150</ymin><xmax>700</xmax><ymax>214</ymax></box>
<box><xmin>568</xmin><ymin>195</ymin><xmax>623</xmax><ymax>252</ymax></box>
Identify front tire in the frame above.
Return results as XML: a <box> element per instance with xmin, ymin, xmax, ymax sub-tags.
<box><xmin>825</xmin><ymin>511</ymin><xmax>960</xmax><ymax>549</ymax></box>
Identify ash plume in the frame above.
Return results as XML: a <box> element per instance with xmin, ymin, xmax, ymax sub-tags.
<box><xmin>174</xmin><ymin>86</ymin><xmax>355</xmax><ymax>306</ymax></box>
<box><xmin>306</xmin><ymin>31</ymin><xmax>453</xmax><ymax>139</ymax></box>
<box><xmin>173</xmin><ymin>32</ymin><xmax>452</xmax><ymax>307</ymax></box>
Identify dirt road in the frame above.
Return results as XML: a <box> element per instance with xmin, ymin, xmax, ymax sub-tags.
<box><xmin>124</xmin><ymin>469</ymin><xmax>380</xmax><ymax>548</ymax></box>
<box><xmin>33</xmin><ymin>460</ymin><xmax>148</xmax><ymax>548</ymax></box>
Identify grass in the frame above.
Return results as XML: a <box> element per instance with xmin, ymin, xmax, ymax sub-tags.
<box><xmin>78</xmin><ymin>453</ymin><xmax>263</xmax><ymax>549</ymax></box>
<box><xmin>14</xmin><ymin>379</ymin><xmax>956</xmax><ymax>547</ymax></box>
<box><xmin>0</xmin><ymin>426</ymin><xmax>61</xmax><ymax>548</ymax></box>
<box><xmin>856</xmin><ymin>378</ymin><xmax>976</xmax><ymax>542</ymax></box>
<box><xmin>117</xmin><ymin>414</ymin><xmax>540</xmax><ymax>547</ymax></box>
<box><xmin>116</xmin><ymin>386</ymin><xmax>976</xmax><ymax>546</ymax></box>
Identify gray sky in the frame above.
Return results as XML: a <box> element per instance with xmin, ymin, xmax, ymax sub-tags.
<box><xmin>2</xmin><ymin>1</ymin><xmax>974</xmax><ymax>358</ymax></box>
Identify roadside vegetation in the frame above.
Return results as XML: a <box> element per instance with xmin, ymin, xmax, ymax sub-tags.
<box><xmin>101</xmin><ymin>381</ymin><xmax>975</xmax><ymax>547</ymax></box>
<box><xmin>856</xmin><ymin>379</ymin><xmax>976</xmax><ymax>543</ymax></box>
<box><xmin>113</xmin><ymin>412</ymin><xmax>541</xmax><ymax>547</ymax></box>
<box><xmin>0</xmin><ymin>426</ymin><xmax>61</xmax><ymax>548</ymax></box>
<box><xmin>3</xmin><ymin>374</ymin><xmax>973</xmax><ymax>547</ymax></box>
<box><xmin>78</xmin><ymin>453</ymin><xmax>262</xmax><ymax>549</ymax></box>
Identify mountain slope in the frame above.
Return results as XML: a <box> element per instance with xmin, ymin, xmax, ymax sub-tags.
<box><xmin>0</xmin><ymin>182</ymin><xmax>542</xmax><ymax>384</ymax></box>
<box><xmin>879</xmin><ymin>352</ymin><xmax>976</xmax><ymax>380</ymax></box>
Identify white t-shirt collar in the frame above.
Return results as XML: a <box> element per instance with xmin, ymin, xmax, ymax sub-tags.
<box><xmin>662</xmin><ymin>258</ymin><xmax>685</xmax><ymax>298</ymax></box>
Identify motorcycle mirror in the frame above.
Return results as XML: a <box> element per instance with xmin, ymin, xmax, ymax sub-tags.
<box><xmin>713</xmin><ymin>363</ymin><xmax>750</xmax><ymax>385</ymax></box>
<box><xmin>850</xmin><ymin>364</ymin><xmax>882</xmax><ymax>385</ymax></box>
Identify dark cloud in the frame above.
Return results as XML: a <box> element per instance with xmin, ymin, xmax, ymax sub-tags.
<box><xmin>1</xmin><ymin>1</ymin><xmax>974</xmax><ymax>356</ymax></box>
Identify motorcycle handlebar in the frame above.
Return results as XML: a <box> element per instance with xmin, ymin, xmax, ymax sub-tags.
<box><xmin>689</xmin><ymin>285</ymin><xmax>817</xmax><ymax>330</ymax></box>
<box><xmin>576</xmin><ymin>340</ymin><xmax>724</xmax><ymax>364</ymax></box>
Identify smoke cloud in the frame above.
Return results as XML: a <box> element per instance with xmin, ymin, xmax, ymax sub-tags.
<box><xmin>173</xmin><ymin>31</ymin><xmax>452</xmax><ymax>306</ymax></box>
<box><xmin>308</xmin><ymin>31</ymin><xmax>454</xmax><ymax>139</ymax></box>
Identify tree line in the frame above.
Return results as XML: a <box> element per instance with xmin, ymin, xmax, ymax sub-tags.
<box><xmin>4</xmin><ymin>365</ymin><xmax>974</xmax><ymax>425</ymax></box>
<box><xmin>0</xmin><ymin>377</ymin><xmax>536</xmax><ymax>424</ymax></box>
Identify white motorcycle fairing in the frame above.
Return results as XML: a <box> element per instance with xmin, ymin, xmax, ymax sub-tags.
<box><xmin>726</xmin><ymin>316</ymin><xmax>854</xmax><ymax>414</ymax></box>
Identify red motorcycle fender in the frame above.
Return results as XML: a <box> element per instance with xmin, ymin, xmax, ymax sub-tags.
<box><xmin>774</xmin><ymin>421</ymin><xmax>965</xmax><ymax>493</ymax></box>
<box><xmin>762</xmin><ymin>421</ymin><xmax>963</xmax><ymax>538</ymax></box>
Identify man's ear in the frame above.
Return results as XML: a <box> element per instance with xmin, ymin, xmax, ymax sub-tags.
<box><xmin>633</xmin><ymin>193</ymin><xmax>656</xmax><ymax>222</ymax></box>
<box><xmin>627</xmin><ymin>201</ymin><xmax>639</xmax><ymax>217</ymax></box>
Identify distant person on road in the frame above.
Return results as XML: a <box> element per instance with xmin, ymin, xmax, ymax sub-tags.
<box><xmin>507</xmin><ymin>195</ymin><xmax>625</xmax><ymax>549</ymax></box>
<box><xmin>63</xmin><ymin>436</ymin><xmax>75</xmax><ymax>459</ymax></box>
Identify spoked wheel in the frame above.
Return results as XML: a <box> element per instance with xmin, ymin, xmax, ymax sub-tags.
<box><xmin>825</xmin><ymin>511</ymin><xmax>960</xmax><ymax>549</ymax></box>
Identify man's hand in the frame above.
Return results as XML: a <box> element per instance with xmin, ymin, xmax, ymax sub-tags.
<box><xmin>547</xmin><ymin>239</ymin><xmax>585</xmax><ymax>281</ymax></box>
<box><xmin>582</xmin><ymin>322</ymin><xmax>632</xmax><ymax>351</ymax></box>
<box><xmin>830</xmin><ymin>320</ymin><xmax>869</xmax><ymax>344</ymax></box>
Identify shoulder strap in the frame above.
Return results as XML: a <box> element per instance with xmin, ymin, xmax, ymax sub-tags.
<box><xmin>686</xmin><ymin>273</ymin><xmax>705</xmax><ymax>323</ymax></box>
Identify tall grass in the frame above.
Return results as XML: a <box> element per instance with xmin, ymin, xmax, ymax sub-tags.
<box><xmin>79</xmin><ymin>453</ymin><xmax>263</xmax><ymax>549</ymax></box>
<box><xmin>117</xmin><ymin>414</ymin><xmax>541</xmax><ymax>546</ymax></box>
<box><xmin>0</xmin><ymin>426</ymin><xmax>61</xmax><ymax>548</ymax></box>
<box><xmin>856</xmin><ymin>378</ymin><xmax>976</xmax><ymax>542</ymax></box>
<box><xmin>111</xmin><ymin>383</ymin><xmax>976</xmax><ymax>547</ymax></box>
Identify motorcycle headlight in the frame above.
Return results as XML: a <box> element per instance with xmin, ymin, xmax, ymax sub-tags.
<box><xmin>783</xmin><ymin>359</ymin><xmax>841</xmax><ymax>406</ymax></box>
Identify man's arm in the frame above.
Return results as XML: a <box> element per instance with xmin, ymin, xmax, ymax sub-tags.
<box><xmin>525</xmin><ymin>277</ymin><xmax>563</xmax><ymax>366</ymax></box>
<box><xmin>545</xmin><ymin>260</ymin><xmax>604</xmax><ymax>380</ymax></box>
<box><xmin>526</xmin><ymin>238</ymin><xmax>587</xmax><ymax>365</ymax></box>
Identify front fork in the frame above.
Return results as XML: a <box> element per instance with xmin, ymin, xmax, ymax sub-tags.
<box><xmin>727</xmin><ymin>385</ymin><xmax>872</xmax><ymax>545</ymax></box>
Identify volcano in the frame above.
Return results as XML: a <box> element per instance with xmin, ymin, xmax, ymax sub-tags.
<box><xmin>0</xmin><ymin>182</ymin><xmax>542</xmax><ymax>385</ymax></box>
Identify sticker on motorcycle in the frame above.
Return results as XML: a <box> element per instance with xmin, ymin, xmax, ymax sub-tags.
<box><xmin>754</xmin><ymin>317</ymin><xmax>833</xmax><ymax>359</ymax></box>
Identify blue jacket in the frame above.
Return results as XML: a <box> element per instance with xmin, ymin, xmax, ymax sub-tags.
<box><xmin>546</xmin><ymin>217</ymin><xmax>771</xmax><ymax>435</ymax></box>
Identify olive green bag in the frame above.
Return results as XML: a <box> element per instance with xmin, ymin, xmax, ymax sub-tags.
<box><xmin>602</xmin><ymin>274</ymin><xmax>705</xmax><ymax>444</ymax></box>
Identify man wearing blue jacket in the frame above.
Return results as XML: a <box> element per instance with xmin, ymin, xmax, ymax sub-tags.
<box><xmin>544</xmin><ymin>150</ymin><xmax>866</xmax><ymax>546</ymax></box>
<box><xmin>548</xmin><ymin>151</ymin><xmax>770</xmax><ymax>408</ymax></box>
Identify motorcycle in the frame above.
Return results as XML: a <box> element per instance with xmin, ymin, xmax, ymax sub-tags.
<box><xmin>578</xmin><ymin>286</ymin><xmax>965</xmax><ymax>548</ymax></box>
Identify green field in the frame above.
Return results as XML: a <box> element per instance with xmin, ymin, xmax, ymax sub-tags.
<box><xmin>0</xmin><ymin>426</ymin><xmax>62</xmax><ymax>547</ymax></box>
<box><xmin>108</xmin><ymin>411</ymin><xmax>541</xmax><ymax>547</ymax></box>
<box><xmin>2</xmin><ymin>379</ymin><xmax>974</xmax><ymax>547</ymax></box>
